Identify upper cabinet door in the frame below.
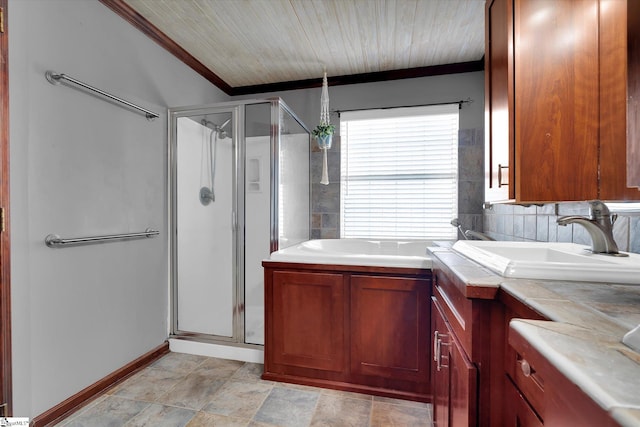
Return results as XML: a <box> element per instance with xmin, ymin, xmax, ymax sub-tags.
<box><xmin>599</xmin><ymin>0</ymin><xmax>640</xmax><ymax>199</ymax></box>
<box><xmin>626</xmin><ymin>0</ymin><xmax>640</xmax><ymax>194</ymax></box>
<box><xmin>485</xmin><ymin>0</ymin><xmax>514</xmax><ymax>202</ymax></box>
<box><xmin>625</xmin><ymin>0</ymin><xmax>640</xmax><ymax>192</ymax></box>
<box><xmin>514</xmin><ymin>0</ymin><xmax>599</xmax><ymax>202</ymax></box>
<box><xmin>485</xmin><ymin>0</ymin><xmax>640</xmax><ymax>203</ymax></box>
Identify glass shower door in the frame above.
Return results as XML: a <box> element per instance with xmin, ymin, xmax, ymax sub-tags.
<box><xmin>243</xmin><ymin>100</ymin><xmax>310</xmax><ymax>345</ymax></box>
<box><xmin>174</xmin><ymin>109</ymin><xmax>236</xmax><ymax>339</ymax></box>
<box><xmin>170</xmin><ymin>98</ymin><xmax>309</xmax><ymax>347</ymax></box>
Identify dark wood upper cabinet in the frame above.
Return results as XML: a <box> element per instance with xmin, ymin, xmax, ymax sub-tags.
<box><xmin>485</xmin><ymin>0</ymin><xmax>640</xmax><ymax>203</ymax></box>
<box><xmin>627</xmin><ymin>0</ymin><xmax>640</xmax><ymax>189</ymax></box>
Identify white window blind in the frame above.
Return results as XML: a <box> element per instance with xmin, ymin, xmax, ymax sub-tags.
<box><xmin>340</xmin><ymin>104</ymin><xmax>459</xmax><ymax>240</ymax></box>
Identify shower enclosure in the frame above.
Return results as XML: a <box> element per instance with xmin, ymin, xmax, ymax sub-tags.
<box><xmin>169</xmin><ymin>98</ymin><xmax>310</xmax><ymax>346</ymax></box>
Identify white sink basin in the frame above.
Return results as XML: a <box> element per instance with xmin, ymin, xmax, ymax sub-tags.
<box><xmin>452</xmin><ymin>240</ymin><xmax>640</xmax><ymax>285</ymax></box>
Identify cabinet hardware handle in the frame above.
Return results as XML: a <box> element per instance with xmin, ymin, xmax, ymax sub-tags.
<box><xmin>435</xmin><ymin>334</ymin><xmax>450</xmax><ymax>371</ymax></box>
<box><xmin>498</xmin><ymin>164</ymin><xmax>509</xmax><ymax>187</ymax></box>
<box><xmin>440</xmin><ymin>352</ymin><xmax>449</xmax><ymax>369</ymax></box>
<box><xmin>520</xmin><ymin>359</ymin><xmax>532</xmax><ymax>377</ymax></box>
<box><xmin>433</xmin><ymin>331</ymin><xmax>439</xmax><ymax>362</ymax></box>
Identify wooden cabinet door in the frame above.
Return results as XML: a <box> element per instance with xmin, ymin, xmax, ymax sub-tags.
<box><xmin>627</xmin><ymin>0</ymin><xmax>640</xmax><ymax>191</ymax></box>
<box><xmin>432</xmin><ymin>298</ymin><xmax>450</xmax><ymax>427</ymax></box>
<box><xmin>350</xmin><ymin>275</ymin><xmax>430</xmax><ymax>384</ymax></box>
<box><xmin>485</xmin><ymin>0</ymin><xmax>514</xmax><ymax>202</ymax></box>
<box><xmin>514</xmin><ymin>0</ymin><xmax>600</xmax><ymax>202</ymax></box>
<box><xmin>504</xmin><ymin>377</ymin><xmax>544</xmax><ymax>427</ymax></box>
<box><xmin>600</xmin><ymin>0</ymin><xmax>640</xmax><ymax>199</ymax></box>
<box><xmin>432</xmin><ymin>298</ymin><xmax>478</xmax><ymax>427</ymax></box>
<box><xmin>449</xmin><ymin>332</ymin><xmax>478</xmax><ymax>427</ymax></box>
<box><xmin>271</xmin><ymin>270</ymin><xmax>346</xmax><ymax>372</ymax></box>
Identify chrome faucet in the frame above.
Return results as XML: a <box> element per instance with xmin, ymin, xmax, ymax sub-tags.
<box><xmin>464</xmin><ymin>230</ymin><xmax>495</xmax><ymax>241</ymax></box>
<box><xmin>556</xmin><ymin>200</ymin><xmax>627</xmax><ymax>256</ymax></box>
<box><xmin>450</xmin><ymin>218</ymin><xmax>494</xmax><ymax>241</ymax></box>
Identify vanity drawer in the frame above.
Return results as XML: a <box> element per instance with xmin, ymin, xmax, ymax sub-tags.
<box><xmin>509</xmin><ymin>349</ymin><xmax>545</xmax><ymax>420</ymax></box>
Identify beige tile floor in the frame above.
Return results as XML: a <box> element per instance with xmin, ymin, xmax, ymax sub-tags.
<box><xmin>55</xmin><ymin>352</ymin><xmax>434</xmax><ymax>427</ymax></box>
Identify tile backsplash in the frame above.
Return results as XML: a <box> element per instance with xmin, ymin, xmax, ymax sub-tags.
<box><xmin>483</xmin><ymin>202</ymin><xmax>640</xmax><ymax>254</ymax></box>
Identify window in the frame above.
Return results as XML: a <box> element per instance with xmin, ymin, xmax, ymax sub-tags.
<box><xmin>340</xmin><ymin>104</ymin><xmax>459</xmax><ymax>240</ymax></box>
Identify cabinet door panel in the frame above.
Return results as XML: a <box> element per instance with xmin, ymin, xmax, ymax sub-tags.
<box><xmin>628</xmin><ymin>0</ymin><xmax>640</xmax><ymax>191</ymax></box>
<box><xmin>449</xmin><ymin>335</ymin><xmax>478</xmax><ymax>427</ymax></box>
<box><xmin>432</xmin><ymin>299</ymin><xmax>450</xmax><ymax>427</ymax></box>
<box><xmin>350</xmin><ymin>275</ymin><xmax>430</xmax><ymax>383</ymax></box>
<box><xmin>432</xmin><ymin>298</ymin><xmax>478</xmax><ymax>427</ymax></box>
<box><xmin>485</xmin><ymin>0</ymin><xmax>514</xmax><ymax>201</ymax></box>
<box><xmin>504</xmin><ymin>377</ymin><xmax>544</xmax><ymax>427</ymax></box>
<box><xmin>515</xmin><ymin>0</ymin><xmax>599</xmax><ymax>201</ymax></box>
<box><xmin>599</xmin><ymin>0</ymin><xmax>639</xmax><ymax>199</ymax></box>
<box><xmin>272</xmin><ymin>271</ymin><xmax>345</xmax><ymax>372</ymax></box>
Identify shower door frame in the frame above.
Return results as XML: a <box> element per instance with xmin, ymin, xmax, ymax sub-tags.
<box><xmin>168</xmin><ymin>98</ymin><xmax>311</xmax><ymax>347</ymax></box>
<box><xmin>169</xmin><ymin>102</ymin><xmax>247</xmax><ymax>345</ymax></box>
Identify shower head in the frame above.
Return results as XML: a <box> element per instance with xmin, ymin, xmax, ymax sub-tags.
<box><xmin>201</xmin><ymin>118</ymin><xmax>231</xmax><ymax>139</ymax></box>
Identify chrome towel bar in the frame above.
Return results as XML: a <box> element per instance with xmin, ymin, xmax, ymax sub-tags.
<box><xmin>45</xmin><ymin>70</ymin><xmax>160</xmax><ymax>120</ymax></box>
<box><xmin>45</xmin><ymin>228</ymin><xmax>159</xmax><ymax>248</ymax></box>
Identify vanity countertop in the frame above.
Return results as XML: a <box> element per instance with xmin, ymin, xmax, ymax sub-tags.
<box><xmin>429</xmin><ymin>247</ymin><xmax>640</xmax><ymax>426</ymax></box>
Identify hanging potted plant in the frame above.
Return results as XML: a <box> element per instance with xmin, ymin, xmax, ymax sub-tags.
<box><xmin>315</xmin><ymin>71</ymin><xmax>333</xmax><ymax>185</ymax></box>
<box><xmin>312</xmin><ymin>122</ymin><xmax>335</xmax><ymax>150</ymax></box>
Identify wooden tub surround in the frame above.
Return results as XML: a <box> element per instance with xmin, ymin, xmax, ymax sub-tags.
<box><xmin>262</xmin><ymin>261</ymin><xmax>432</xmax><ymax>403</ymax></box>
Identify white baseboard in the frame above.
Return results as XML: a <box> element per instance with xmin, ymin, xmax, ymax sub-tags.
<box><xmin>168</xmin><ymin>338</ymin><xmax>264</xmax><ymax>364</ymax></box>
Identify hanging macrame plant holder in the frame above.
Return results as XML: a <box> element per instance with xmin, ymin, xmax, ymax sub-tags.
<box><xmin>316</xmin><ymin>71</ymin><xmax>332</xmax><ymax>185</ymax></box>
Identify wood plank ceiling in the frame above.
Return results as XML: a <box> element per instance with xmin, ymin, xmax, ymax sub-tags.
<box><xmin>114</xmin><ymin>0</ymin><xmax>485</xmax><ymax>95</ymax></box>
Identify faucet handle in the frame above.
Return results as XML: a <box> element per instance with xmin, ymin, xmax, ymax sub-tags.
<box><xmin>588</xmin><ymin>200</ymin><xmax>611</xmax><ymax>220</ymax></box>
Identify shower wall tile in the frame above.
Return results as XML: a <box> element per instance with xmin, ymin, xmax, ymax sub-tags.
<box><xmin>458</xmin><ymin>129</ymin><xmax>484</xmax><ymax>221</ymax></box>
<box><xmin>311</xmin><ymin>150</ymin><xmax>341</xmax><ymax>184</ymax></box>
<box><xmin>557</xmin><ymin>222</ymin><xmax>573</xmax><ymax>243</ymax></box>
<box><xmin>548</xmin><ymin>217</ymin><xmax>558</xmax><ymax>242</ymax></box>
<box><xmin>322</xmin><ymin>213</ymin><xmax>339</xmax><ymax>229</ymax></box>
<box><xmin>311</xmin><ymin>182</ymin><xmax>339</xmax><ymax>238</ymax></box>
<box><xmin>523</xmin><ymin>216</ymin><xmax>537</xmax><ymax>241</ymax></box>
<box><xmin>631</xmin><ymin>217</ymin><xmax>640</xmax><ymax>253</ymax></box>
<box><xmin>536</xmin><ymin>216</ymin><xmax>549</xmax><ymax>242</ymax></box>
<box><xmin>312</xmin><ymin>213</ymin><xmax>322</xmax><ymax>229</ymax></box>
<box><xmin>513</xmin><ymin>215</ymin><xmax>524</xmax><ymax>239</ymax></box>
<box><xmin>312</xmin><ymin>183</ymin><xmax>340</xmax><ymax>213</ymax></box>
<box><xmin>458</xmin><ymin>181</ymin><xmax>485</xmax><ymax>216</ymax></box>
<box><xmin>613</xmin><ymin>216</ymin><xmax>630</xmax><ymax>252</ymax></box>
<box><xmin>572</xmin><ymin>225</ymin><xmax>591</xmax><ymax>246</ymax></box>
<box><xmin>483</xmin><ymin>202</ymin><xmax>640</xmax><ymax>254</ymax></box>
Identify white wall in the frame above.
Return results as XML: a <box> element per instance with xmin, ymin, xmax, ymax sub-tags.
<box><xmin>9</xmin><ymin>0</ymin><xmax>229</xmax><ymax>417</ymax></box>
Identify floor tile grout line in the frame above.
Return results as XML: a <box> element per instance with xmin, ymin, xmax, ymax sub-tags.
<box><xmin>307</xmin><ymin>387</ymin><xmax>322</xmax><ymax>427</ymax></box>
<box><xmin>246</xmin><ymin>377</ymin><xmax>277</xmax><ymax>425</ymax></box>
<box><xmin>368</xmin><ymin>396</ymin><xmax>375</xmax><ymax>427</ymax></box>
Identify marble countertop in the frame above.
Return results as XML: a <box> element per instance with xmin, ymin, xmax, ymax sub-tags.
<box><xmin>429</xmin><ymin>247</ymin><xmax>640</xmax><ymax>426</ymax></box>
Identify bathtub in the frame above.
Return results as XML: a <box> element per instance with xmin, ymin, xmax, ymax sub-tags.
<box><xmin>268</xmin><ymin>238</ymin><xmax>433</xmax><ymax>269</ymax></box>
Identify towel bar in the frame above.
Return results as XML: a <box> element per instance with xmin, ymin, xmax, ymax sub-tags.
<box><xmin>45</xmin><ymin>228</ymin><xmax>159</xmax><ymax>248</ymax></box>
